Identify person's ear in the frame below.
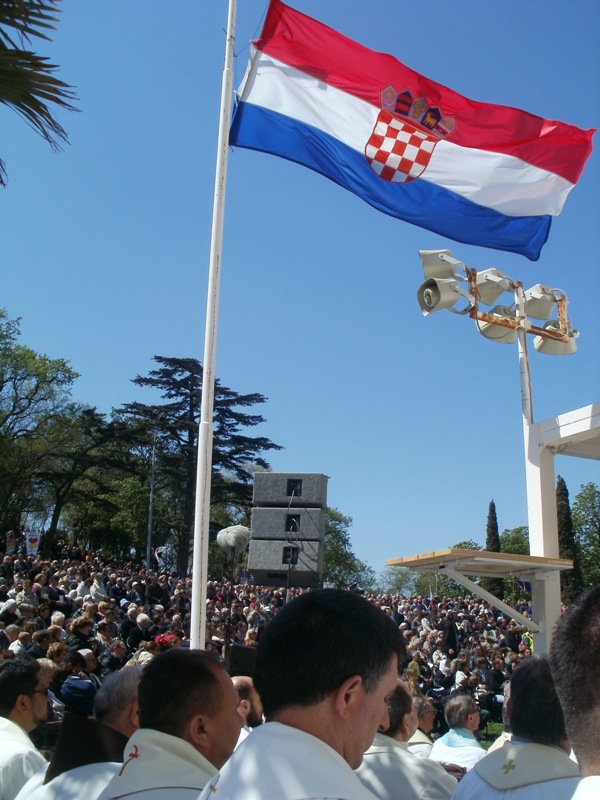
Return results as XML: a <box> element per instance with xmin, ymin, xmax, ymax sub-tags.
<box><xmin>186</xmin><ymin>713</ymin><xmax>210</xmax><ymax>753</ymax></box>
<box><xmin>128</xmin><ymin>699</ymin><xmax>140</xmax><ymax>733</ymax></box>
<box><xmin>333</xmin><ymin>674</ymin><xmax>363</xmax><ymax>720</ymax></box>
<box><xmin>14</xmin><ymin>693</ymin><xmax>31</xmax><ymax>715</ymax></box>
<box><xmin>239</xmin><ymin>698</ymin><xmax>250</xmax><ymax>718</ymax></box>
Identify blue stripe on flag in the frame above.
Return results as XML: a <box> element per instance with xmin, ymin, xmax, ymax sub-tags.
<box><xmin>230</xmin><ymin>101</ymin><xmax>551</xmax><ymax>261</ymax></box>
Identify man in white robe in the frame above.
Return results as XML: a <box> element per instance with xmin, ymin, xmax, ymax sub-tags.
<box><xmin>199</xmin><ymin>588</ymin><xmax>407</xmax><ymax>800</ymax></box>
<box><xmin>450</xmin><ymin>655</ymin><xmax>579</xmax><ymax>800</ymax></box>
<box><xmin>98</xmin><ymin>649</ymin><xmax>243</xmax><ymax>800</ymax></box>
<box><xmin>232</xmin><ymin>675</ymin><xmax>263</xmax><ymax>747</ymax></box>
<box><xmin>357</xmin><ymin>680</ymin><xmax>456</xmax><ymax>800</ymax></box>
<box><xmin>0</xmin><ymin>657</ymin><xmax>48</xmax><ymax>800</ymax></box>
<box><xmin>551</xmin><ymin>586</ymin><xmax>600</xmax><ymax>800</ymax></box>
<box><xmin>14</xmin><ymin>665</ymin><xmax>142</xmax><ymax>800</ymax></box>
<box><xmin>407</xmin><ymin>694</ymin><xmax>437</xmax><ymax>758</ymax></box>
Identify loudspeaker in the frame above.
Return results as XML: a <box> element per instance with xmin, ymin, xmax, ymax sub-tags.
<box><xmin>227</xmin><ymin>643</ymin><xmax>257</xmax><ymax>677</ymax></box>
<box><xmin>417</xmin><ymin>277</ymin><xmax>460</xmax><ymax>315</ymax></box>
<box><xmin>250</xmin><ymin>507</ymin><xmax>325</xmax><ymax>541</ymax></box>
<box><xmin>247</xmin><ymin>538</ymin><xmax>324</xmax><ymax>588</ymax></box>
<box><xmin>249</xmin><ymin>471</ymin><xmax>327</xmax><ymax>587</ymax></box>
<box><xmin>253</xmin><ymin>472</ymin><xmax>328</xmax><ymax>508</ymax></box>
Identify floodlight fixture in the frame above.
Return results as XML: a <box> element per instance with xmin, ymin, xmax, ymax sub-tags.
<box><xmin>416</xmin><ymin>248</ymin><xmax>579</xmax><ymax>356</ymax></box>
<box><xmin>475</xmin><ymin>268</ymin><xmax>513</xmax><ymax>306</ymax></box>
<box><xmin>523</xmin><ymin>284</ymin><xmax>557</xmax><ymax>320</ymax></box>
<box><xmin>418</xmin><ymin>249</ymin><xmax>464</xmax><ymax>279</ymax></box>
<box><xmin>534</xmin><ymin>321</ymin><xmax>579</xmax><ymax>355</ymax></box>
<box><xmin>475</xmin><ymin>305</ymin><xmax>519</xmax><ymax>344</ymax></box>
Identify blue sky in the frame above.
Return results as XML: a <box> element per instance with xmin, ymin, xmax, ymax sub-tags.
<box><xmin>2</xmin><ymin>1</ymin><xmax>599</xmax><ymax>575</ymax></box>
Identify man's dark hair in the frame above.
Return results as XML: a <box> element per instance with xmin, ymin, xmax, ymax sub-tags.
<box><xmin>138</xmin><ymin>650</ymin><xmax>224</xmax><ymax>737</ymax></box>
<box><xmin>32</xmin><ymin>629</ymin><xmax>52</xmax><ymax>646</ymax></box>
<box><xmin>509</xmin><ymin>654</ymin><xmax>566</xmax><ymax>746</ymax></box>
<box><xmin>0</xmin><ymin>657</ymin><xmax>40</xmax><ymax>717</ymax></box>
<box><xmin>254</xmin><ymin>589</ymin><xmax>406</xmax><ymax>717</ymax></box>
<box><xmin>550</xmin><ymin>586</ymin><xmax>600</xmax><ymax>770</ymax></box>
<box><xmin>444</xmin><ymin>693</ymin><xmax>478</xmax><ymax>728</ymax></box>
<box><xmin>382</xmin><ymin>682</ymin><xmax>412</xmax><ymax>738</ymax></box>
<box><xmin>68</xmin><ymin>651</ymin><xmax>87</xmax><ymax>671</ymax></box>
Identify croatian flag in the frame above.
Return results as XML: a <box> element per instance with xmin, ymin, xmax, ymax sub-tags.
<box><xmin>230</xmin><ymin>0</ymin><xmax>594</xmax><ymax>261</ymax></box>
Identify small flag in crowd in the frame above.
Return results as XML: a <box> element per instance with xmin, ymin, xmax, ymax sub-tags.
<box><xmin>230</xmin><ymin>0</ymin><xmax>594</xmax><ymax>261</ymax></box>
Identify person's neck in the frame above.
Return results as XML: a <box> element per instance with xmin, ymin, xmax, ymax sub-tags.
<box><xmin>268</xmin><ymin>704</ymin><xmax>340</xmax><ymax>757</ymax></box>
<box><xmin>8</xmin><ymin>711</ymin><xmax>33</xmax><ymax>735</ymax></box>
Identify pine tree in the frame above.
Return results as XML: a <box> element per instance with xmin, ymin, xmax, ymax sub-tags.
<box><xmin>481</xmin><ymin>500</ymin><xmax>504</xmax><ymax>601</ymax></box>
<box><xmin>556</xmin><ymin>475</ymin><xmax>584</xmax><ymax>604</ymax></box>
<box><xmin>118</xmin><ymin>356</ymin><xmax>282</xmax><ymax>574</ymax></box>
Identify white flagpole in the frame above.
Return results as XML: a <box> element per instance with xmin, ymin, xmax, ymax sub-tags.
<box><xmin>190</xmin><ymin>0</ymin><xmax>237</xmax><ymax>651</ymax></box>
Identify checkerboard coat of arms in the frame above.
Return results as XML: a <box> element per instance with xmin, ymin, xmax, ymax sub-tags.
<box><xmin>365</xmin><ymin>86</ymin><xmax>455</xmax><ymax>183</ymax></box>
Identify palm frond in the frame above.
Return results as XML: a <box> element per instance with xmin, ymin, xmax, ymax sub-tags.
<box><xmin>0</xmin><ymin>1</ymin><xmax>77</xmax><ymax>187</ymax></box>
<box><xmin>0</xmin><ymin>0</ymin><xmax>61</xmax><ymax>48</ymax></box>
<box><xmin>0</xmin><ymin>46</ymin><xmax>77</xmax><ymax>147</ymax></box>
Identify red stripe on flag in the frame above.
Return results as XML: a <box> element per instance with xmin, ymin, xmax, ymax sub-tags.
<box><xmin>256</xmin><ymin>0</ymin><xmax>594</xmax><ymax>184</ymax></box>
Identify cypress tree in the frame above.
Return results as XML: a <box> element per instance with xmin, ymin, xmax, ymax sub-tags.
<box><xmin>557</xmin><ymin>475</ymin><xmax>584</xmax><ymax>605</ymax></box>
<box><xmin>481</xmin><ymin>500</ymin><xmax>504</xmax><ymax>600</ymax></box>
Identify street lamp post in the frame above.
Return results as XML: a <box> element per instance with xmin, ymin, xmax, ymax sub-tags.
<box><xmin>416</xmin><ymin>249</ymin><xmax>579</xmax><ymax>650</ymax></box>
<box><xmin>146</xmin><ymin>426</ymin><xmax>158</xmax><ymax>572</ymax></box>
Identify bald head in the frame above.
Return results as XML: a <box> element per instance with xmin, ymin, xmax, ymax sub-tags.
<box><xmin>232</xmin><ymin>675</ymin><xmax>263</xmax><ymax>728</ymax></box>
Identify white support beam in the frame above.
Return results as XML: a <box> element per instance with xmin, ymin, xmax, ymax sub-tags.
<box><xmin>442</xmin><ymin>567</ymin><xmax>540</xmax><ymax>632</ymax></box>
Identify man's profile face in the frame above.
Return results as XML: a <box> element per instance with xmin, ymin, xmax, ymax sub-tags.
<box><xmin>27</xmin><ymin>673</ymin><xmax>50</xmax><ymax>730</ymax></box>
<box><xmin>420</xmin><ymin>700</ymin><xmax>436</xmax><ymax>734</ymax></box>
<box><xmin>205</xmin><ymin>668</ymin><xmax>245</xmax><ymax>770</ymax></box>
<box><xmin>247</xmin><ymin>685</ymin><xmax>264</xmax><ymax>727</ymax></box>
<box><xmin>345</xmin><ymin>655</ymin><xmax>399</xmax><ymax>769</ymax></box>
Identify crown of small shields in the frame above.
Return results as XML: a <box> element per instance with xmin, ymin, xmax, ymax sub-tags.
<box><xmin>381</xmin><ymin>86</ymin><xmax>455</xmax><ymax>138</ymax></box>
<box><xmin>364</xmin><ymin>86</ymin><xmax>456</xmax><ymax>183</ymax></box>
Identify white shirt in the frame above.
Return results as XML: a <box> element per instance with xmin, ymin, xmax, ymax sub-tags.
<box><xmin>429</xmin><ymin>728</ymin><xmax>486</xmax><ymax>772</ymax></box>
<box><xmin>199</xmin><ymin>721</ymin><xmax>379</xmax><ymax>800</ymax></box>
<box><xmin>8</xmin><ymin>640</ymin><xmax>27</xmax><ymax>656</ymax></box>
<box><xmin>0</xmin><ymin>717</ymin><xmax>47</xmax><ymax>800</ymax></box>
<box><xmin>450</xmin><ymin>741</ymin><xmax>580</xmax><ymax>800</ymax></box>
<box><xmin>97</xmin><ymin>728</ymin><xmax>216</xmax><ymax>800</ymax></box>
<box><xmin>356</xmin><ymin>732</ymin><xmax>457</xmax><ymax>800</ymax></box>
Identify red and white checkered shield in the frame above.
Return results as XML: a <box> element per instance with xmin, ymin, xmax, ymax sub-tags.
<box><xmin>365</xmin><ymin>110</ymin><xmax>437</xmax><ymax>183</ymax></box>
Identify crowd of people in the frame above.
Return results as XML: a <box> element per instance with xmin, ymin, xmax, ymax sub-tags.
<box><xmin>0</xmin><ymin>542</ymin><xmax>597</xmax><ymax>800</ymax></box>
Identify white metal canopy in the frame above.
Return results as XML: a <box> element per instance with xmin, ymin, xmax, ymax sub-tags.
<box><xmin>386</xmin><ymin>548</ymin><xmax>573</xmax><ymax>633</ymax></box>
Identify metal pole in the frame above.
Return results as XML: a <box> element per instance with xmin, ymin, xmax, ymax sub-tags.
<box><xmin>515</xmin><ymin>283</ymin><xmax>561</xmax><ymax>652</ymax></box>
<box><xmin>190</xmin><ymin>0</ymin><xmax>237</xmax><ymax>651</ymax></box>
<box><xmin>515</xmin><ymin>283</ymin><xmax>533</xmax><ymax>426</ymax></box>
<box><xmin>146</xmin><ymin>429</ymin><xmax>157</xmax><ymax>571</ymax></box>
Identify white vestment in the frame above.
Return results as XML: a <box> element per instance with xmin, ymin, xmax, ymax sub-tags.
<box><xmin>356</xmin><ymin>732</ymin><xmax>457</xmax><ymax>800</ymax></box>
<box><xmin>97</xmin><ymin>728</ymin><xmax>216</xmax><ymax>800</ymax></box>
<box><xmin>571</xmin><ymin>776</ymin><xmax>600</xmax><ymax>800</ymax></box>
<box><xmin>198</xmin><ymin>721</ymin><xmax>380</xmax><ymax>800</ymax></box>
<box><xmin>450</xmin><ymin>741</ymin><xmax>580</xmax><ymax>800</ymax></box>
<box><xmin>0</xmin><ymin>716</ymin><xmax>47</xmax><ymax>800</ymax></box>
<box><xmin>429</xmin><ymin>728</ymin><xmax>486</xmax><ymax>771</ymax></box>
<box><xmin>14</xmin><ymin>762</ymin><xmax>119</xmax><ymax>800</ymax></box>
<box><xmin>407</xmin><ymin>728</ymin><xmax>434</xmax><ymax>759</ymax></box>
